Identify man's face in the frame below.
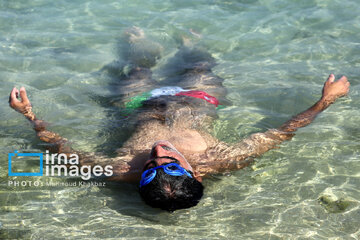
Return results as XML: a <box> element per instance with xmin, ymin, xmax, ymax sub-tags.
<box><xmin>143</xmin><ymin>140</ymin><xmax>201</xmax><ymax>182</ymax></box>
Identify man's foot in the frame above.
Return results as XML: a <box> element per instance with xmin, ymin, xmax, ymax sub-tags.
<box><xmin>124</xmin><ymin>26</ymin><xmax>145</xmax><ymax>43</ymax></box>
<box><xmin>121</xmin><ymin>26</ymin><xmax>163</xmax><ymax>68</ymax></box>
<box><xmin>178</xmin><ymin>29</ymin><xmax>202</xmax><ymax>48</ymax></box>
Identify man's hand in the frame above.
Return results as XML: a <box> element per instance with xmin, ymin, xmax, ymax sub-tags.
<box><xmin>322</xmin><ymin>74</ymin><xmax>350</xmax><ymax>102</ymax></box>
<box><xmin>9</xmin><ymin>87</ymin><xmax>31</xmax><ymax>113</ymax></box>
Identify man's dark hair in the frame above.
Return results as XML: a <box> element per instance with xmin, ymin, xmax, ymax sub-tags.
<box><xmin>139</xmin><ymin>167</ymin><xmax>204</xmax><ymax>212</ymax></box>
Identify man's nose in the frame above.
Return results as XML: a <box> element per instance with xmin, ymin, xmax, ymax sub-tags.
<box><xmin>153</xmin><ymin>144</ymin><xmax>168</xmax><ymax>156</ymax></box>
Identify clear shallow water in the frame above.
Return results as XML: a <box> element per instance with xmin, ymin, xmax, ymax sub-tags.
<box><xmin>0</xmin><ymin>0</ymin><xmax>360</xmax><ymax>239</ymax></box>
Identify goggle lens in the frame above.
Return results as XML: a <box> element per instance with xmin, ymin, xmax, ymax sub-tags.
<box><xmin>140</xmin><ymin>163</ymin><xmax>192</xmax><ymax>187</ymax></box>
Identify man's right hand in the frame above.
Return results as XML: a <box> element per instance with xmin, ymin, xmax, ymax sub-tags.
<box><xmin>321</xmin><ymin>74</ymin><xmax>350</xmax><ymax>102</ymax></box>
<box><xmin>9</xmin><ymin>87</ymin><xmax>31</xmax><ymax>113</ymax></box>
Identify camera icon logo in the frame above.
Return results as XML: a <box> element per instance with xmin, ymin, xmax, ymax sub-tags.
<box><xmin>8</xmin><ymin>150</ymin><xmax>43</xmax><ymax>176</ymax></box>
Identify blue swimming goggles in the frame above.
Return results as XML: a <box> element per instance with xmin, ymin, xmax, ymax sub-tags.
<box><xmin>140</xmin><ymin>162</ymin><xmax>193</xmax><ymax>188</ymax></box>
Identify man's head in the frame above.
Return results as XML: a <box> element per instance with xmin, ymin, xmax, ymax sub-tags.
<box><xmin>139</xmin><ymin>141</ymin><xmax>204</xmax><ymax>211</ymax></box>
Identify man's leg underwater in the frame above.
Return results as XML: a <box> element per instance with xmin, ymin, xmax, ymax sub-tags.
<box><xmin>160</xmin><ymin>42</ymin><xmax>227</xmax><ymax>101</ymax></box>
<box><xmin>95</xmin><ymin>27</ymin><xmax>163</xmax><ymax>154</ymax></box>
<box><xmin>103</xmin><ymin>27</ymin><xmax>163</xmax><ymax>103</ymax></box>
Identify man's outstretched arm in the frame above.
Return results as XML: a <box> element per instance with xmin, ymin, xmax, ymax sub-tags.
<box><xmin>8</xmin><ymin>87</ymin><xmax>71</xmax><ymax>154</ymax></box>
<box><xmin>242</xmin><ymin>74</ymin><xmax>349</xmax><ymax>157</ymax></box>
<box><xmin>8</xmin><ymin>87</ymin><xmax>136</xmax><ymax>181</ymax></box>
<box><xmin>202</xmin><ymin>74</ymin><xmax>350</xmax><ymax>175</ymax></box>
<box><xmin>278</xmin><ymin>74</ymin><xmax>350</xmax><ymax>133</ymax></box>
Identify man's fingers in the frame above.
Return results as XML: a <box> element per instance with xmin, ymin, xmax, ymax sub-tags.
<box><xmin>339</xmin><ymin>76</ymin><xmax>348</xmax><ymax>83</ymax></box>
<box><xmin>339</xmin><ymin>76</ymin><xmax>350</xmax><ymax>95</ymax></box>
<box><xmin>345</xmin><ymin>80</ymin><xmax>350</xmax><ymax>94</ymax></box>
<box><xmin>19</xmin><ymin>87</ymin><xmax>30</xmax><ymax>104</ymax></box>
<box><xmin>327</xmin><ymin>74</ymin><xmax>335</xmax><ymax>83</ymax></box>
<box><xmin>9</xmin><ymin>87</ymin><xmax>20</xmax><ymax>103</ymax></box>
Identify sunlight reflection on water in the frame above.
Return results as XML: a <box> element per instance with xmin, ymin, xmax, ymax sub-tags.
<box><xmin>0</xmin><ymin>0</ymin><xmax>359</xmax><ymax>239</ymax></box>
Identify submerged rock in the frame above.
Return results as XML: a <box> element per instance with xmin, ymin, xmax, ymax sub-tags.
<box><xmin>318</xmin><ymin>195</ymin><xmax>352</xmax><ymax>213</ymax></box>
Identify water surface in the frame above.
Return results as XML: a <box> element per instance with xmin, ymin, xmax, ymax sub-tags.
<box><xmin>1</xmin><ymin>0</ymin><xmax>360</xmax><ymax>239</ymax></box>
